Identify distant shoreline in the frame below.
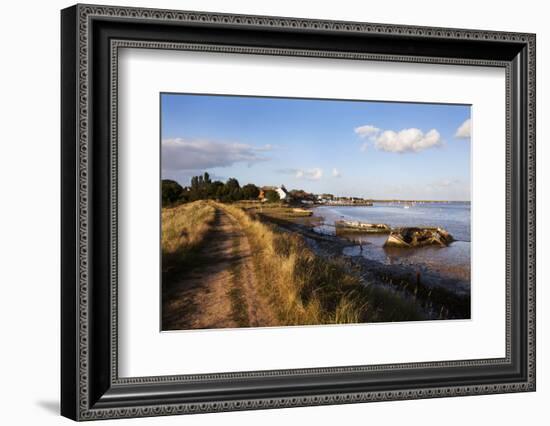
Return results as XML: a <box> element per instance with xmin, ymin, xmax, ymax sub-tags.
<box><xmin>326</xmin><ymin>200</ymin><xmax>471</xmax><ymax>204</ymax></box>
<box><xmin>303</xmin><ymin>200</ymin><xmax>471</xmax><ymax>207</ymax></box>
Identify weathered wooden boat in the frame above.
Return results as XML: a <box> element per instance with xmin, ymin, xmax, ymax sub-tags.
<box><xmin>335</xmin><ymin>220</ymin><xmax>391</xmax><ymax>233</ymax></box>
<box><xmin>384</xmin><ymin>227</ymin><xmax>453</xmax><ymax>248</ymax></box>
<box><xmin>291</xmin><ymin>208</ymin><xmax>313</xmax><ymax>216</ymax></box>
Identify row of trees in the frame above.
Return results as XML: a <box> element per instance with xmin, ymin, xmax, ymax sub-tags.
<box><xmin>162</xmin><ymin>173</ymin><xmax>281</xmax><ymax>207</ymax></box>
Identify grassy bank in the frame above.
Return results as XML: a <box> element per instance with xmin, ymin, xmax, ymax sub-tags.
<box><xmin>161</xmin><ymin>200</ymin><xmax>215</xmax><ymax>280</ymax></box>
<box><xmin>218</xmin><ymin>202</ymin><xmax>421</xmax><ymax>325</ymax></box>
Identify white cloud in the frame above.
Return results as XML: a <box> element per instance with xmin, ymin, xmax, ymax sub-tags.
<box><xmin>332</xmin><ymin>168</ymin><xmax>341</xmax><ymax>178</ymax></box>
<box><xmin>277</xmin><ymin>167</ymin><xmax>323</xmax><ymax>180</ymax></box>
<box><xmin>299</xmin><ymin>168</ymin><xmax>323</xmax><ymax>180</ymax></box>
<box><xmin>355</xmin><ymin>124</ymin><xmax>442</xmax><ymax>153</ymax></box>
<box><xmin>161</xmin><ymin>138</ymin><xmax>269</xmax><ymax>171</ymax></box>
<box><xmin>354</xmin><ymin>124</ymin><xmax>381</xmax><ymax>139</ymax></box>
<box><xmin>455</xmin><ymin>118</ymin><xmax>471</xmax><ymax>139</ymax></box>
<box><xmin>374</xmin><ymin>128</ymin><xmax>442</xmax><ymax>153</ymax></box>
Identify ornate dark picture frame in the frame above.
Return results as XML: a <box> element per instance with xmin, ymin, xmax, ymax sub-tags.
<box><xmin>61</xmin><ymin>4</ymin><xmax>536</xmax><ymax>421</ymax></box>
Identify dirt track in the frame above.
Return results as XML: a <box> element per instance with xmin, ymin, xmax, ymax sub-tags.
<box><xmin>162</xmin><ymin>207</ymin><xmax>275</xmax><ymax>330</ymax></box>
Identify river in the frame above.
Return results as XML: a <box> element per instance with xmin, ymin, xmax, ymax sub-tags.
<box><xmin>312</xmin><ymin>202</ymin><xmax>471</xmax><ymax>282</ymax></box>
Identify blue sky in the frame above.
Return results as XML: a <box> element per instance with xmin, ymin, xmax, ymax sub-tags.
<box><xmin>161</xmin><ymin>93</ymin><xmax>471</xmax><ymax>200</ymax></box>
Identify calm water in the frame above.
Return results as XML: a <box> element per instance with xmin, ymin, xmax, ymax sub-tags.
<box><xmin>313</xmin><ymin>202</ymin><xmax>471</xmax><ymax>281</ymax></box>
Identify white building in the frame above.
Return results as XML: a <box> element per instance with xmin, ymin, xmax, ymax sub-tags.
<box><xmin>276</xmin><ymin>185</ymin><xmax>289</xmax><ymax>201</ymax></box>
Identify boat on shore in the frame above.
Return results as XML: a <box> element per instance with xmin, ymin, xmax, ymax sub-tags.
<box><xmin>335</xmin><ymin>220</ymin><xmax>391</xmax><ymax>233</ymax></box>
<box><xmin>291</xmin><ymin>208</ymin><xmax>313</xmax><ymax>216</ymax></box>
<box><xmin>384</xmin><ymin>227</ymin><xmax>454</xmax><ymax>248</ymax></box>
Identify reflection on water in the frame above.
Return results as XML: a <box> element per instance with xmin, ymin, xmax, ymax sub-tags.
<box><xmin>313</xmin><ymin>203</ymin><xmax>471</xmax><ymax>282</ymax></box>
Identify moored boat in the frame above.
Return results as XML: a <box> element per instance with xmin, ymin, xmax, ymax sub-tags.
<box><xmin>335</xmin><ymin>220</ymin><xmax>391</xmax><ymax>233</ymax></box>
<box><xmin>291</xmin><ymin>208</ymin><xmax>313</xmax><ymax>216</ymax></box>
<box><xmin>384</xmin><ymin>227</ymin><xmax>454</xmax><ymax>248</ymax></box>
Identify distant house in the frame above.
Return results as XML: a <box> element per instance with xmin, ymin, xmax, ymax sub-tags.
<box><xmin>276</xmin><ymin>185</ymin><xmax>289</xmax><ymax>201</ymax></box>
<box><xmin>258</xmin><ymin>185</ymin><xmax>289</xmax><ymax>202</ymax></box>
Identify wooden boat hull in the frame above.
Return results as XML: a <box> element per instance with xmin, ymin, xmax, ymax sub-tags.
<box><xmin>335</xmin><ymin>220</ymin><xmax>391</xmax><ymax>234</ymax></box>
<box><xmin>384</xmin><ymin>227</ymin><xmax>454</xmax><ymax>248</ymax></box>
<box><xmin>291</xmin><ymin>208</ymin><xmax>313</xmax><ymax>216</ymax></box>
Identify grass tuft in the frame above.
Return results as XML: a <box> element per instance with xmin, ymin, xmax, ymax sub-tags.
<box><xmin>161</xmin><ymin>200</ymin><xmax>215</xmax><ymax>280</ymax></box>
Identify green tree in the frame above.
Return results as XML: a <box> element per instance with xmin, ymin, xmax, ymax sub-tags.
<box><xmin>161</xmin><ymin>179</ymin><xmax>185</xmax><ymax>207</ymax></box>
<box><xmin>210</xmin><ymin>180</ymin><xmax>225</xmax><ymax>199</ymax></box>
<box><xmin>242</xmin><ymin>183</ymin><xmax>260</xmax><ymax>200</ymax></box>
<box><xmin>189</xmin><ymin>172</ymin><xmax>213</xmax><ymax>200</ymax></box>
<box><xmin>224</xmin><ymin>178</ymin><xmax>242</xmax><ymax>201</ymax></box>
<box><xmin>225</xmin><ymin>177</ymin><xmax>240</xmax><ymax>191</ymax></box>
<box><xmin>265</xmin><ymin>189</ymin><xmax>280</xmax><ymax>203</ymax></box>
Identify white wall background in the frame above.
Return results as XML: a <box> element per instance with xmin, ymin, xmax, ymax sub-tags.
<box><xmin>0</xmin><ymin>0</ymin><xmax>546</xmax><ymax>424</ymax></box>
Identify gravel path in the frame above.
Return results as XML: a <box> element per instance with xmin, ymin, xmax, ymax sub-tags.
<box><xmin>162</xmin><ymin>208</ymin><xmax>275</xmax><ymax>330</ymax></box>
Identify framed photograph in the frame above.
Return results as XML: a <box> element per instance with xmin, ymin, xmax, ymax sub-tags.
<box><xmin>61</xmin><ymin>4</ymin><xmax>536</xmax><ymax>421</ymax></box>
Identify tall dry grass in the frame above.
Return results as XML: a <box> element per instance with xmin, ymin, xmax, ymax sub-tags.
<box><xmin>162</xmin><ymin>201</ymin><xmax>215</xmax><ymax>277</ymax></box>
<box><xmin>218</xmin><ymin>203</ymin><xmax>421</xmax><ymax>325</ymax></box>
